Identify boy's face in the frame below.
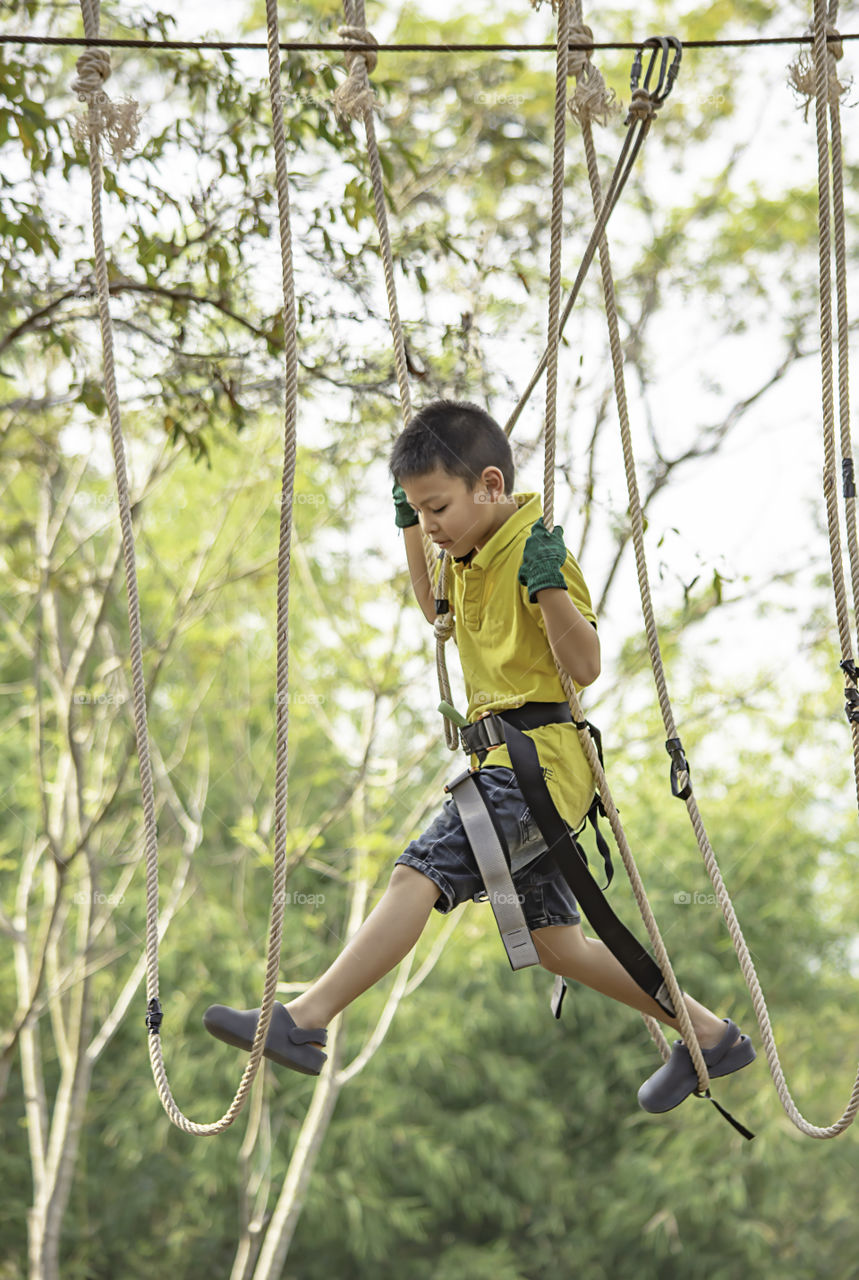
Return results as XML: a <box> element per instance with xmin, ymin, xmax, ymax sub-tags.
<box><xmin>400</xmin><ymin>465</ymin><xmax>514</xmax><ymax>558</ymax></box>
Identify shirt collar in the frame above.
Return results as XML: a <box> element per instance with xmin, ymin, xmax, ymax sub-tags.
<box><xmin>452</xmin><ymin>493</ymin><xmax>542</xmax><ymax>572</ymax></box>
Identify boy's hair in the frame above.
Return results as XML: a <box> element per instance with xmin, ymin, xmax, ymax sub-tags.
<box><xmin>389</xmin><ymin>399</ymin><xmax>515</xmax><ymax>494</ymax></box>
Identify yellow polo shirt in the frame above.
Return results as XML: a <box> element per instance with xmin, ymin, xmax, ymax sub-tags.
<box><xmin>439</xmin><ymin>492</ymin><xmax>598</xmax><ymax>830</ymax></box>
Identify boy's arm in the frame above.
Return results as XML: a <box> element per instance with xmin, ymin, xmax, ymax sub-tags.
<box><xmin>403</xmin><ymin>524</ymin><xmax>436</xmax><ymax>624</ymax></box>
<box><xmin>518</xmin><ymin>518</ymin><xmax>600</xmax><ymax>686</ymax></box>
<box><xmin>534</xmin><ymin>588</ymin><xmax>601</xmax><ymax>687</ymax></box>
<box><xmin>393</xmin><ymin>480</ymin><xmax>436</xmax><ymax>624</ymax></box>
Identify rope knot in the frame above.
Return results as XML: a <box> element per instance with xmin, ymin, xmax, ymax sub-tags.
<box><xmin>333</xmin><ymin>26</ymin><xmax>379</xmax><ymax>120</ymax></box>
<box><xmin>71</xmin><ymin>44</ymin><xmax>142</xmax><ymax>161</ymax></box>
<box><xmin>434</xmin><ymin>612</ymin><xmax>454</xmax><ymax>643</ymax></box>
<box><xmin>788</xmin><ymin>24</ymin><xmax>849</xmax><ymax>118</ymax></box>
<box><xmin>567</xmin><ymin>23</ymin><xmax>619</xmax><ymax>127</ymax></box>
<box><xmin>72</xmin><ymin>47</ymin><xmax>112</xmax><ymax>100</ymax></box>
<box><xmin>568</xmin><ymin>24</ymin><xmax>593</xmax><ymax>79</ymax></box>
<box><xmin>625</xmin><ymin>86</ymin><xmax>658</xmax><ymax>124</ymax></box>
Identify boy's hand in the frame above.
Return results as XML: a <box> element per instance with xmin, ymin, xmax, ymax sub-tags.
<box><xmin>518</xmin><ymin>518</ymin><xmax>569</xmax><ymax>603</ymax></box>
<box><xmin>392</xmin><ymin>481</ymin><xmax>419</xmax><ymax>528</ymax></box>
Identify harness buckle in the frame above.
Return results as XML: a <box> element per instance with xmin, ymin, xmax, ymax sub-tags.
<box><xmin>461</xmin><ymin>713</ymin><xmax>505</xmax><ymax>759</ymax></box>
<box><xmin>665</xmin><ymin>736</ymin><xmax>692</xmax><ymax>800</ymax></box>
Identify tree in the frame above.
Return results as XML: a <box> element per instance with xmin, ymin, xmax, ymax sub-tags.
<box><xmin>3</xmin><ymin>0</ymin><xmax>856</xmax><ymax>1274</ymax></box>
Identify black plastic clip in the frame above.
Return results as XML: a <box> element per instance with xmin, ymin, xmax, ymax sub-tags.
<box><xmin>843</xmin><ymin>458</ymin><xmax>856</xmax><ymax>499</ymax></box>
<box><xmin>145</xmin><ymin>997</ymin><xmax>163</xmax><ymax>1036</ymax></box>
<box><xmin>841</xmin><ymin>657</ymin><xmax>859</xmax><ymax>683</ymax></box>
<box><xmin>460</xmin><ymin>714</ymin><xmax>505</xmax><ymax>760</ymax></box>
<box><xmin>845</xmin><ymin>686</ymin><xmax>859</xmax><ymax>725</ymax></box>
<box><xmin>435</xmin><ymin>598</ymin><xmax>450</xmax><ymax>615</ymax></box>
<box><xmin>629</xmin><ymin>36</ymin><xmax>683</xmax><ymax>109</ymax></box>
<box><xmin>666</xmin><ymin>736</ymin><xmax>692</xmax><ymax>800</ymax></box>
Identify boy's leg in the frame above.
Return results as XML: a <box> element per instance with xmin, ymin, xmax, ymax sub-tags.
<box><xmin>285</xmin><ymin>864</ymin><xmax>441</xmax><ymax>1031</ymax></box>
<box><xmin>531</xmin><ymin>923</ymin><xmax>734</xmax><ymax>1049</ymax></box>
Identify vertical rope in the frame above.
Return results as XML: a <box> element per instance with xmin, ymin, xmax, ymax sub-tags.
<box><xmin>541</xmin><ymin>0</ymin><xmax>570</xmax><ymax>530</ymax></box>
<box><xmin>75</xmin><ymin>0</ymin><xmax>299</xmax><ymax>1133</ymax></box>
<box><xmin>540</xmin><ymin>0</ymin><xmax>701</xmax><ymax>1082</ymax></box>
<box><xmin>335</xmin><ymin>0</ymin><xmax>457</xmax><ymax>747</ymax></box>
<box><xmin>827</xmin><ymin>33</ymin><xmax>859</xmax><ymax>645</ymax></box>
<box><xmin>817</xmin><ymin>2</ymin><xmax>859</xmax><ymax>818</ymax></box>
<box><xmin>566</xmin><ymin>0</ymin><xmax>859</xmax><ymax>1136</ymax></box>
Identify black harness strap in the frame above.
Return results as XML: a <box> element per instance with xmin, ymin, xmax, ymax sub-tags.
<box><xmin>497</xmin><ymin>710</ymin><xmax>676</xmax><ymax>1019</ymax></box>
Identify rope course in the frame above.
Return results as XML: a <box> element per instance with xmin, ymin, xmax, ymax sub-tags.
<box><xmin>61</xmin><ymin>0</ymin><xmax>859</xmax><ymax>1140</ymax></box>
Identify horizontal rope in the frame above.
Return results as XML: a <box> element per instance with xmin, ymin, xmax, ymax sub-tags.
<box><xmin>4</xmin><ymin>32</ymin><xmax>858</xmax><ymax>55</ymax></box>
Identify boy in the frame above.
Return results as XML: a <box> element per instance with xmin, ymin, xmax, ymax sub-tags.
<box><xmin>204</xmin><ymin>399</ymin><xmax>755</xmax><ymax>1113</ymax></box>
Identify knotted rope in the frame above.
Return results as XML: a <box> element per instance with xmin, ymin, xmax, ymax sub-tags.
<box><xmin>567</xmin><ymin>24</ymin><xmax>618</xmax><ymax>127</ymax></box>
<box><xmin>71</xmin><ymin>38</ymin><xmax>142</xmax><ymax>161</ymax></box>
<box><xmin>568</xmin><ymin>0</ymin><xmax>859</xmax><ymax>1138</ymax></box>
<box><xmin>74</xmin><ymin>0</ymin><xmax>300</xmax><ymax>1134</ymax></box>
<box><xmin>333</xmin><ymin>25</ymin><xmax>378</xmax><ymax>120</ymax></box>
<box><xmin>541</xmin><ymin>0</ymin><xmax>703</xmax><ymax>1090</ymax></box>
<box><xmin>332</xmin><ymin>0</ymin><xmax>456</xmax><ymax>748</ymax></box>
<box><xmin>788</xmin><ymin>18</ymin><xmax>847</xmax><ymax>118</ymax></box>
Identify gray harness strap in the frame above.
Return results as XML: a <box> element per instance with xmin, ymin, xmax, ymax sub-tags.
<box><xmin>444</xmin><ymin>769</ymin><xmax>540</xmax><ymax>971</ymax></box>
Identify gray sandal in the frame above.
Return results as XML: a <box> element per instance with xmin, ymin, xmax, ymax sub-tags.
<box><xmin>203</xmin><ymin>1001</ymin><xmax>328</xmax><ymax>1076</ymax></box>
<box><xmin>637</xmin><ymin>1018</ymin><xmax>756</xmax><ymax>1114</ymax></box>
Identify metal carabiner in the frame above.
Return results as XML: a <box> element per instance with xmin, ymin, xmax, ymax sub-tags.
<box><xmin>630</xmin><ymin>35</ymin><xmax>683</xmax><ymax>108</ymax></box>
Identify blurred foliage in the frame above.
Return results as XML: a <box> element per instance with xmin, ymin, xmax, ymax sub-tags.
<box><xmin>2</xmin><ymin>0</ymin><xmax>858</xmax><ymax>1276</ymax></box>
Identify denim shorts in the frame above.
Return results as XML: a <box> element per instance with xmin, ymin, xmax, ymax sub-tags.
<box><xmin>395</xmin><ymin>766</ymin><xmax>581</xmax><ymax>931</ymax></box>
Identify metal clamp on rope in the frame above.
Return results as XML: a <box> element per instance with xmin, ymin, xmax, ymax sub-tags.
<box><xmin>629</xmin><ymin>35</ymin><xmax>682</xmax><ymax>111</ymax></box>
<box><xmin>434</xmin><ymin>598</ymin><xmax>449</xmax><ymax>614</ymax></box>
<box><xmin>666</xmin><ymin>736</ymin><xmax>692</xmax><ymax>800</ymax></box>
<box><xmin>843</xmin><ymin>458</ymin><xmax>856</xmax><ymax>499</ymax></box>
<box><xmin>146</xmin><ymin>997</ymin><xmax>163</xmax><ymax>1036</ymax></box>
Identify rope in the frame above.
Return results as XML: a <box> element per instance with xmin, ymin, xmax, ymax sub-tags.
<box><xmin>539</xmin><ymin>0</ymin><xmax>704</xmax><ymax>1088</ymax></box>
<box><xmin>503</xmin><ymin>39</ymin><xmax>657</xmax><ymax>440</ymax></box>
<box><xmin>75</xmin><ymin>0</ymin><xmax>300</xmax><ymax>1134</ymax></box>
<box><xmin>330</xmin><ymin>0</ymin><xmax>457</xmax><ymax>750</ymax></box>
<box><xmin>573</xmin><ymin>0</ymin><xmax>859</xmax><ymax>1138</ymax></box>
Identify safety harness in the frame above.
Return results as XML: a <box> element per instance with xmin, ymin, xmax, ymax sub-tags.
<box><xmin>444</xmin><ymin>701</ymin><xmax>677</xmax><ymax>1019</ymax></box>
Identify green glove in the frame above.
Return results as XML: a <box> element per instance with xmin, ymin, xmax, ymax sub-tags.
<box><xmin>392</xmin><ymin>481</ymin><xmax>419</xmax><ymax>529</ymax></box>
<box><xmin>518</xmin><ymin>518</ymin><xmax>569</xmax><ymax>602</ymax></box>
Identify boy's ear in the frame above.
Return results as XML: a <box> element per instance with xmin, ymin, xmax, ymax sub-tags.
<box><xmin>479</xmin><ymin>465</ymin><xmax>507</xmax><ymax>499</ymax></box>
